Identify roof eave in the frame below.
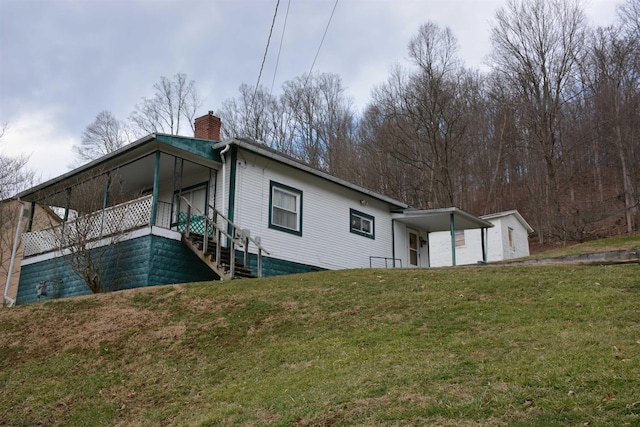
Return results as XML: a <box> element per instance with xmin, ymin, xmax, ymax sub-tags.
<box><xmin>15</xmin><ymin>134</ymin><xmax>158</xmax><ymax>200</ymax></box>
<box><xmin>213</xmin><ymin>138</ymin><xmax>409</xmax><ymax>209</ymax></box>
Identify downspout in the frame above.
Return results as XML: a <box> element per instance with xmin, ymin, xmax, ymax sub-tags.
<box><xmin>220</xmin><ymin>144</ymin><xmax>231</xmax><ymax>218</ymax></box>
<box><xmin>4</xmin><ymin>201</ymin><xmax>25</xmax><ymax>307</ymax></box>
<box><xmin>219</xmin><ymin>144</ymin><xmax>231</xmax><ymax>245</ymax></box>
<box><xmin>391</xmin><ymin>219</ymin><xmax>396</xmax><ymax>267</ymax></box>
<box><xmin>450</xmin><ymin>213</ymin><xmax>456</xmax><ymax>266</ymax></box>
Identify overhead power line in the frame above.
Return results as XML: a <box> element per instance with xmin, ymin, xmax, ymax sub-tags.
<box><xmin>252</xmin><ymin>0</ymin><xmax>281</xmax><ymax>115</ymax></box>
<box><xmin>305</xmin><ymin>0</ymin><xmax>339</xmax><ymax>86</ymax></box>
<box><xmin>270</xmin><ymin>0</ymin><xmax>291</xmax><ymax>96</ymax></box>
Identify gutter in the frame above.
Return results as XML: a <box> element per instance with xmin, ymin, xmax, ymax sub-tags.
<box><xmin>212</xmin><ymin>138</ymin><xmax>408</xmax><ymax>210</ymax></box>
<box><xmin>3</xmin><ymin>201</ymin><xmax>24</xmax><ymax>307</ymax></box>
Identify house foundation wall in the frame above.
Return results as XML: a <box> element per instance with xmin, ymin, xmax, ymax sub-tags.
<box><xmin>16</xmin><ymin>234</ymin><xmax>219</xmax><ymax>305</ymax></box>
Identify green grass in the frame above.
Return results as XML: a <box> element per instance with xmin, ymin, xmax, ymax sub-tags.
<box><xmin>528</xmin><ymin>234</ymin><xmax>640</xmax><ymax>259</ymax></box>
<box><xmin>1</xmin><ymin>264</ymin><xmax>639</xmax><ymax>426</ymax></box>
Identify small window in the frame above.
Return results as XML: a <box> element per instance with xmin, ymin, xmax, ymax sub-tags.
<box><xmin>269</xmin><ymin>181</ymin><xmax>302</xmax><ymax>236</ymax></box>
<box><xmin>508</xmin><ymin>227</ymin><xmax>514</xmax><ymax>248</ymax></box>
<box><xmin>455</xmin><ymin>230</ymin><xmax>465</xmax><ymax>247</ymax></box>
<box><xmin>350</xmin><ymin>209</ymin><xmax>374</xmax><ymax>239</ymax></box>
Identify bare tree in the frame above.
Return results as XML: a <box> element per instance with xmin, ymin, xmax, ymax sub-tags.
<box><xmin>130</xmin><ymin>73</ymin><xmax>202</xmax><ymax>137</ymax></box>
<box><xmin>587</xmin><ymin>25</ymin><xmax>640</xmax><ymax>234</ymax></box>
<box><xmin>363</xmin><ymin>23</ymin><xmax>475</xmax><ymax>209</ymax></box>
<box><xmin>489</xmin><ymin>0</ymin><xmax>588</xmax><ymax>241</ymax></box>
<box><xmin>281</xmin><ymin>72</ymin><xmax>357</xmax><ymax>175</ymax></box>
<box><xmin>71</xmin><ymin>110</ymin><xmax>131</xmax><ymax>167</ymax></box>
<box><xmin>47</xmin><ymin>171</ymin><xmax>140</xmax><ymax>294</ymax></box>
<box><xmin>219</xmin><ymin>73</ymin><xmax>357</xmax><ymax>179</ymax></box>
<box><xmin>618</xmin><ymin>0</ymin><xmax>640</xmax><ymax>40</ymax></box>
<box><xmin>218</xmin><ymin>83</ymin><xmax>280</xmax><ymax>143</ymax></box>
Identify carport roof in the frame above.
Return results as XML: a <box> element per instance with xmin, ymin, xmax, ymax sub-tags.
<box><xmin>392</xmin><ymin>207</ymin><xmax>493</xmax><ymax>232</ymax></box>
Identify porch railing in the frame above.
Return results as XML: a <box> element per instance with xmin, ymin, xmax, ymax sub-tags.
<box><xmin>22</xmin><ymin>195</ymin><xmax>157</xmax><ymax>257</ymax></box>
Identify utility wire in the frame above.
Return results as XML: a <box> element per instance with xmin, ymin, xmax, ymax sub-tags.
<box><xmin>304</xmin><ymin>0</ymin><xmax>339</xmax><ymax>87</ymax></box>
<box><xmin>252</xmin><ymin>0</ymin><xmax>280</xmax><ymax>116</ymax></box>
<box><xmin>270</xmin><ymin>0</ymin><xmax>291</xmax><ymax>96</ymax></box>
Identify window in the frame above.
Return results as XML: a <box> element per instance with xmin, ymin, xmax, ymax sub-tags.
<box><xmin>269</xmin><ymin>181</ymin><xmax>302</xmax><ymax>235</ymax></box>
<box><xmin>455</xmin><ymin>230</ymin><xmax>465</xmax><ymax>247</ymax></box>
<box><xmin>350</xmin><ymin>209</ymin><xmax>375</xmax><ymax>239</ymax></box>
<box><xmin>508</xmin><ymin>227</ymin><xmax>514</xmax><ymax>248</ymax></box>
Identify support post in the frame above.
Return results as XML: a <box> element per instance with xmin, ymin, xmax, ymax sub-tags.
<box><xmin>244</xmin><ymin>236</ymin><xmax>249</xmax><ymax>267</ymax></box>
<box><xmin>230</xmin><ymin>239</ymin><xmax>235</xmax><ymax>279</ymax></box>
<box><xmin>450</xmin><ymin>213</ymin><xmax>456</xmax><ymax>267</ymax></box>
<box><xmin>150</xmin><ymin>151</ymin><xmax>161</xmax><ymax>226</ymax></box>
<box><xmin>27</xmin><ymin>201</ymin><xmax>36</xmax><ymax>232</ymax></box>
<box><xmin>481</xmin><ymin>227</ymin><xmax>487</xmax><ymax>263</ymax></box>
<box><xmin>215</xmin><ymin>228</ymin><xmax>221</xmax><ymax>267</ymax></box>
<box><xmin>185</xmin><ymin>204</ymin><xmax>191</xmax><ymax>239</ymax></box>
<box><xmin>99</xmin><ymin>172</ymin><xmax>111</xmax><ymax>238</ymax></box>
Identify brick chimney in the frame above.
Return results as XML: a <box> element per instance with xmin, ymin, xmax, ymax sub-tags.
<box><xmin>194</xmin><ymin>111</ymin><xmax>221</xmax><ymax>140</ymax></box>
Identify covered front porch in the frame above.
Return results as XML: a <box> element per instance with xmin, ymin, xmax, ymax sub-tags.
<box><xmin>392</xmin><ymin>208</ymin><xmax>494</xmax><ymax>268</ymax></box>
<box><xmin>11</xmin><ymin>134</ymin><xmax>264</xmax><ymax>304</ymax></box>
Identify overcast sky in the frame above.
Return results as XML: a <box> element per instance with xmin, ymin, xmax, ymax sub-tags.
<box><xmin>0</xmin><ymin>0</ymin><xmax>620</xmax><ymax>183</ymax></box>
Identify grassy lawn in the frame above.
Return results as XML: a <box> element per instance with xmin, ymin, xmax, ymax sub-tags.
<box><xmin>1</xmin><ymin>264</ymin><xmax>639</xmax><ymax>426</ymax></box>
<box><xmin>527</xmin><ymin>234</ymin><xmax>640</xmax><ymax>259</ymax></box>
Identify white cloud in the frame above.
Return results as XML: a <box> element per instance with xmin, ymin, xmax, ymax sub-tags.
<box><xmin>1</xmin><ymin>108</ymin><xmax>77</xmax><ymax>182</ymax></box>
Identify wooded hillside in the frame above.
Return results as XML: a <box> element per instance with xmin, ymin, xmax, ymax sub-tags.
<box><xmin>218</xmin><ymin>0</ymin><xmax>640</xmax><ymax>244</ymax></box>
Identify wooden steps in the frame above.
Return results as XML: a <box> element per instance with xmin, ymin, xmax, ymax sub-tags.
<box><xmin>182</xmin><ymin>233</ymin><xmax>256</xmax><ymax>280</ymax></box>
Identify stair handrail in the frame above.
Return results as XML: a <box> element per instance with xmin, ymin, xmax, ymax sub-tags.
<box><xmin>180</xmin><ymin>197</ymin><xmax>242</xmax><ymax>279</ymax></box>
<box><xmin>179</xmin><ymin>197</ymin><xmax>238</xmax><ymax>245</ymax></box>
<box><xmin>209</xmin><ymin>205</ymin><xmax>270</xmax><ymax>278</ymax></box>
<box><xmin>209</xmin><ymin>205</ymin><xmax>270</xmax><ymax>255</ymax></box>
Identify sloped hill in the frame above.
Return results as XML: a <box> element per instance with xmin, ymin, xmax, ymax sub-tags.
<box><xmin>1</xmin><ymin>265</ymin><xmax>639</xmax><ymax>426</ymax></box>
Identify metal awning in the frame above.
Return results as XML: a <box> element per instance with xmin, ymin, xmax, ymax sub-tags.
<box><xmin>392</xmin><ymin>207</ymin><xmax>493</xmax><ymax>266</ymax></box>
<box><xmin>392</xmin><ymin>207</ymin><xmax>493</xmax><ymax>231</ymax></box>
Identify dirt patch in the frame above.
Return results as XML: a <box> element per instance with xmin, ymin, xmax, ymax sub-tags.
<box><xmin>2</xmin><ymin>304</ymin><xmax>163</xmax><ymax>354</ymax></box>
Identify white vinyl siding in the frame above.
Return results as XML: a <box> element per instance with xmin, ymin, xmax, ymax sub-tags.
<box><xmin>428</xmin><ymin>213</ymin><xmax>531</xmax><ymax>266</ymax></box>
<box><xmin>230</xmin><ymin>151</ymin><xmax>395</xmax><ymax>270</ymax></box>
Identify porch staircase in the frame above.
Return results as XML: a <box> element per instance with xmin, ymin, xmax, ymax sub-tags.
<box><xmin>178</xmin><ymin>198</ymin><xmax>269</xmax><ymax>281</ymax></box>
<box><xmin>182</xmin><ymin>233</ymin><xmax>256</xmax><ymax>280</ymax></box>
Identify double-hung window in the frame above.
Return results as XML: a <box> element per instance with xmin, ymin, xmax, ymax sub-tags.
<box><xmin>269</xmin><ymin>181</ymin><xmax>302</xmax><ymax>236</ymax></box>
<box><xmin>350</xmin><ymin>209</ymin><xmax>374</xmax><ymax>239</ymax></box>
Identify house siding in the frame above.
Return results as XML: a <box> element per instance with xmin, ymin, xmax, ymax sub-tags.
<box><xmin>16</xmin><ymin>234</ymin><xmax>218</xmax><ymax>305</ymax></box>
<box><xmin>428</xmin><ymin>229</ymin><xmax>487</xmax><ymax>267</ymax></box>
<box><xmin>497</xmin><ymin>216</ymin><xmax>531</xmax><ymax>259</ymax></box>
<box><xmin>428</xmin><ymin>214</ymin><xmax>531</xmax><ymax>267</ymax></box>
<box><xmin>229</xmin><ymin>150</ymin><xmax>395</xmax><ymax>271</ymax></box>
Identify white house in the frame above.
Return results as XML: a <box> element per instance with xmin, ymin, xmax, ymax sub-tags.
<box><xmin>8</xmin><ymin>112</ymin><xmax>494</xmax><ymax>305</ymax></box>
<box><xmin>428</xmin><ymin>210</ymin><xmax>534</xmax><ymax>267</ymax></box>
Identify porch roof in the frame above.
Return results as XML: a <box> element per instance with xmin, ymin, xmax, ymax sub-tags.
<box><xmin>15</xmin><ymin>134</ymin><xmax>222</xmax><ymax>206</ymax></box>
<box><xmin>392</xmin><ymin>207</ymin><xmax>494</xmax><ymax>232</ymax></box>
